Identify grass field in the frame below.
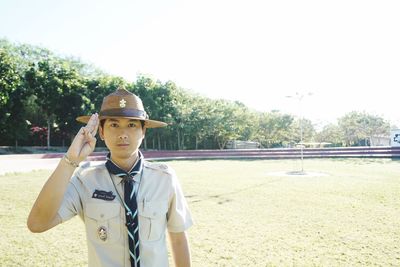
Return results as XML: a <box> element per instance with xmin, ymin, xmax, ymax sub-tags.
<box><xmin>1</xmin><ymin>158</ymin><xmax>399</xmax><ymax>266</ymax></box>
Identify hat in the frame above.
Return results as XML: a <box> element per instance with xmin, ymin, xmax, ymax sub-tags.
<box><xmin>76</xmin><ymin>88</ymin><xmax>167</xmax><ymax>128</ymax></box>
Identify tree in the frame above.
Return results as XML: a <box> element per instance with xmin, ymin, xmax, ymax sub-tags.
<box><xmin>25</xmin><ymin>59</ymin><xmax>90</xmax><ymax>148</ymax></box>
<box><xmin>0</xmin><ymin>49</ymin><xmax>20</xmax><ymax>121</ymax></box>
<box><xmin>208</xmin><ymin>100</ymin><xmax>245</xmax><ymax>149</ymax></box>
<box><xmin>190</xmin><ymin>97</ymin><xmax>211</xmax><ymax>149</ymax></box>
<box><xmin>256</xmin><ymin>111</ymin><xmax>294</xmax><ymax>148</ymax></box>
<box><xmin>134</xmin><ymin>75</ymin><xmax>171</xmax><ymax>149</ymax></box>
<box><xmin>361</xmin><ymin>114</ymin><xmax>390</xmax><ymax>145</ymax></box>
<box><xmin>338</xmin><ymin>111</ymin><xmax>390</xmax><ymax>146</ymax></box>
<box><xmin>314</xmin><ymin>123</ymin><xmax>343</xmax><ymax>146</ymax></box>
<box><xmin>2</xmin><ymin>38</ymin><xmax>397</xmax><ymax>150</ymax></box>
<box><xmin>290</xmin><ymin>117</ymin><xmax>316</xmax><ymax>145</ymax></box>
<box><xmin>0</xmin><ymin>48</ymin><xmax>31</xmax><ymax>147</ymax></box>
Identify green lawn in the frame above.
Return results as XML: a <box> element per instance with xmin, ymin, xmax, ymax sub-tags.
<box><xmin>1</xmin><ymin>159</ymin><xmax>399</xmax><ymax>266</ymax></box>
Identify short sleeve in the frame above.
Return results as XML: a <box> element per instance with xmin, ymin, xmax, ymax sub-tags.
<box><xmin>57</xmin><ymin>175</ymin><xmax>83</xmax><ymax>223</ymax></box>
<box><xmin>167</xmin><ymin>170</ymin><xmax>193</xmax><ymax>232</ymax></box>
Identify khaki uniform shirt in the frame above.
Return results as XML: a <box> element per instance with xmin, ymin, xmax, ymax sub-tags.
<box><xmin>58</xmin><ymin>160</ymin><xmax>193</xmax><ymax>267</ymax></box>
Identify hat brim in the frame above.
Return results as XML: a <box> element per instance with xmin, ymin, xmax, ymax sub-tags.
<box><xmin>76</xmin><ymin>115</ymin><xmax>168</xmax><ymax>128</ymax></box>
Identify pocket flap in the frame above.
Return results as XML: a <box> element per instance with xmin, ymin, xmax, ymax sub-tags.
<box><xmin>86</xmin><ymin>202</ymin><xmax>120</xmax><ymax>220</ymax></box>
<box><xmin>138</xmin><ymin>201</ymin><xmax>168</xmax><ymax>219</ymax></box>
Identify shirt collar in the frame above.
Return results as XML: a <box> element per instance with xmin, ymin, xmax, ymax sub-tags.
<box><xmin>105</xmin><ymin>150</ymin><xmax>144</xmax><ymax>185</ymax></box>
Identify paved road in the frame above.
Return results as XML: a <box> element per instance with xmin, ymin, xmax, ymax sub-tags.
<box><xmin>0</xmin><ymin>154</ymin><xmax>104</xmax><ymax>176</ymax></box>
<box><xmin>0</xmin><ymin>158</ymin><xmax>62</xmax><ymax>176</ymax></box>
<box><xmin>1</xmin><ymin>147</ymin><xmax>398</xmax><ymax>176</ymax></box>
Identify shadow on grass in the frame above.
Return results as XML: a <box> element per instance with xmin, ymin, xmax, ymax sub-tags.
<box><xmin>186</xmin><ymin>178</ymin><xmax>283</xmax><ymax>204</ymax></box>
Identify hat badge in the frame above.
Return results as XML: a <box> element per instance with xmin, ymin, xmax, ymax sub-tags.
<box><xmin>119</xmin><ymin>98</ymin><xmax>126</xmax><ymax>108</ymax></box>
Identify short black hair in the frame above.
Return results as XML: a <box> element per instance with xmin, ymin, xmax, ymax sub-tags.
<box><xmin>100</xmin><ymin>119</ymin><xmax>145</xmax><ymax>128</ymax></box>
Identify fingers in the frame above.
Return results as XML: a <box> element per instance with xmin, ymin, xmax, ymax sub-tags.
<box><xmin>91</xmin><ymin>114</ymin><xmax>99</xmax><ymax>136</ymax></box>
<box><xmin>83</xmin><ymin>127</ymin><xmax>96</xmax><ymax>142</ymax></box>
<box><xmin>78</xmin><ymin>114</ymin><xmax>99</xmax><ymax>139</ymax></box>
<box><xmin>69</xmin><ymin>114</ymin><xmax>98</xmax><ymax>161</ymax></box>
<box><xmin>75</xmin><ymin>132</ymin><xmax>97</xmax><ymax>161</ymax></box>
<box><xmin>86</xmin><ymin>113</ymin><xmax>99</xmax><ymax>135</ymax></box>
<box><xmin>81</xmin><ymin>126</ymin><xmax>97</xmax><ymax>151</ymax></box>
<box><xmin>88</xmin><ymin>132</ymin><xmax>97</xmax><ymax>149</ymax></box>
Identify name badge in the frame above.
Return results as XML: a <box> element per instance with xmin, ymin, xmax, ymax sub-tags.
<box><xmin>92</xmin><ymin>189</ymin><xmax>116</xmax><ymax>201</ymax></box>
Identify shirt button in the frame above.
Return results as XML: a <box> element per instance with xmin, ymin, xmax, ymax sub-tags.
<box><xmin>100</xmin><ymin>214</ymin><xmax>104</xmax><ymax>218</ymax></box>
<box><xmin>153</xmin><ymin>212</ymin><xmax>157</xmax><ymax>216</ymax></box>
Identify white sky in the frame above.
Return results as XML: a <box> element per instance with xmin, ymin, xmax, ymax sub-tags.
<box><xmin>1</xmin><ymin>0</ymin><xmax>399</xmax><ymax>128</ymax></box>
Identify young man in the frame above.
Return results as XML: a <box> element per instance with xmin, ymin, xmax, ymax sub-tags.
<box><xmin>27</xmin><ymin>88</ymin><xmax>193</xmax><ymax>267</ymax></box>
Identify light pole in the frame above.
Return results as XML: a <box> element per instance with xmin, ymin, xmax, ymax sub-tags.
<box><xmin>286</xmin><ymin>92</ymin><xmax>312</xmax><ymax>174</ymax></box>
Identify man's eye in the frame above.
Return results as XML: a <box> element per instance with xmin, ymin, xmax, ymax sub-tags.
<box><xmin>128</xmin><ymin>123</ymin><xmax>136</xmax><ymax>128</ymax></box>
<box><xmin>110</xmin><ymin>123</ymin><xmax>118</xmax><ymax>127</ymax></box>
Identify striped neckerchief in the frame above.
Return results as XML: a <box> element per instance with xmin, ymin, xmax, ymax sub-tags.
<box><xmin>105</xmin><ymin>151</ymin><xmax>143</xmax><ymax>186</ymax></box>
<box><xmin>105</xmin><ymin>151</ymin><xmax>143</xmax><ymax>267</ymax></box>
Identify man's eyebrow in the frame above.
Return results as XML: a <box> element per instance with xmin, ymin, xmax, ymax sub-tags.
<box><xmin>108</xmin><ymin>119</ymin><xmax>139</xmax><ymax>122</ymax></box>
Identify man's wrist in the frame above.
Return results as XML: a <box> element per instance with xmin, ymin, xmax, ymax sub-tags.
<box><xmin>62</xmin><ymin>154</ymin><xmax>80</xmax><ymax>168</ymax></box>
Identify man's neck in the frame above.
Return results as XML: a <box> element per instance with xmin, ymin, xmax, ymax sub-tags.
<box><xmin>111</xmin><ymin>152</ymin><xmax>139</xmax><ymax>172</ymax></box>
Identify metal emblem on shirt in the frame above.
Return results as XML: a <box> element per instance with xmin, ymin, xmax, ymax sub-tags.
<box><xmin>92</xmin><ymin>189</ymin><xmax>116</xmax><ymax>201</ymax></box>
<box><xmin>98</xmin><ymin>226</ymin><xmax>108</xmax><ymax>241</ymax></box>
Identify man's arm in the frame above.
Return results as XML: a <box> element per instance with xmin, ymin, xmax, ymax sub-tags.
<box><xmin>169</xmin><ymin>231</ymin><xmax>191</xmax><ymax>267</ymax></box>
<box><xmin>27</xmin><ymin>159</ymin><xmax>78</xmax><ymax>232</ymax></box>
<box><xmin>27</xmin><ymin>114</ymin><xmax>99</xmax><ymax>233</ymax></box>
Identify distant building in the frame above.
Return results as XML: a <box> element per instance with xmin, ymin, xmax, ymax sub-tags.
<box><xmin>226</xmin><ymin>140</ymin><xmax>261</xmax><ymax>149</ymax></box>
<box><xmin>370</xmin><ymin>136</ymin><xmax>390</xmax><ymax>146</ymax></box>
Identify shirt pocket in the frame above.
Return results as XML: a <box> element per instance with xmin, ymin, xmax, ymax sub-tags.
<box><xmin>85</xmin><ymin>202</ymin><xmax>121</xmax><ymax>244</ymax></box>
<box><xmin>138</xmin><ymin>200</ymin><xmax>168</xmax><ymax>242</ymax></box>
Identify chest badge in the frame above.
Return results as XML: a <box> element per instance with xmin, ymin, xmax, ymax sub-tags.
<box><xmin>92</xmin><ymin>189</ymin><xmax>116</xmax><ymax>201</ymax></box>
<box><xmin>98</xmin><ymin>226</ymin><xmax>108</xmax><ymax>241</ymax></box>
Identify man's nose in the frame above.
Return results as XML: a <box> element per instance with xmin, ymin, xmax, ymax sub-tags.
<box><xmin>118</xmin><ymin>134</ymin><xmax>128</xmax><ymax>140</ymax></box>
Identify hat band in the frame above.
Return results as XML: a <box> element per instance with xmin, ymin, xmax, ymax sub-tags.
<box><xmin>99</xmin><ymin>108</ymin><xmax>147</xmax><ymax>119</ymax></box>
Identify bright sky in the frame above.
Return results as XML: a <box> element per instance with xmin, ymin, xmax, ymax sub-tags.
<box><xmin>1</xmin><ymin>0</ymin><xmax>399</xmax><ymax>128</ymax></box>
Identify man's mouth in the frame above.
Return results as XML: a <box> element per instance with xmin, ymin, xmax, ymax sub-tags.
<box><xmin>117</xmin><ymin>143</ymin><xmax>130</xmax><ymax>147</ymax></box>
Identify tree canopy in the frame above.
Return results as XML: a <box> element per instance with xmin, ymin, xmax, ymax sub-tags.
<box><xmin>0</xmin><ymin>39</ymin><xmax>394</xmax><ymax>149</ymax></box>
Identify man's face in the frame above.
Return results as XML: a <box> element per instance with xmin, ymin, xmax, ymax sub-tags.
<box><xmin>99</xmin><ymin>118</ymin><xmax>146</xmax><ymax>160</ymax></box>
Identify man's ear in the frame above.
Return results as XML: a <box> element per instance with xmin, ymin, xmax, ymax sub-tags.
<box><xmin>142</xmin><ymin>127</ymin><xmax>147</xmax><ymax>139</ymax></box>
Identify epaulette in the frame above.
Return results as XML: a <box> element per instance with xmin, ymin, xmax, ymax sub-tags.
<box><xmin>75</xmin><ymin>161</ymin><xmax>105</xmax><ymax>176</ymax></box>
<box><xmin>80</xmin><ymin>161</ymin><xmax>92</xmax><ymax>169</ymax></box>
<box><xmin>144</xmin><ymin>161</ymin><xmax>173</xmax><ymax>174</ymax></box>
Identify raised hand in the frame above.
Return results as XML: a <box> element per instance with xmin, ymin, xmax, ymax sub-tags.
<box><xmin>66</xmin><ymin>113</ymin><xmax>99</xmax><ymax>164</ymax></box>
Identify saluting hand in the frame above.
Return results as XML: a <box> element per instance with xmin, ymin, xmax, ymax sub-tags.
<box><xmin>66</xmin><ymin>113</ymin><xmax>99</xmax><ymax>164</ymax></box>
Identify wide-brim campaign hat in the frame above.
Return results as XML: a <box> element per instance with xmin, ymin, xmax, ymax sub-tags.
<box><xmin>76</xmin><ymin>88</ymin><xmax>167</xmax><ymax>128</ymax></box>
